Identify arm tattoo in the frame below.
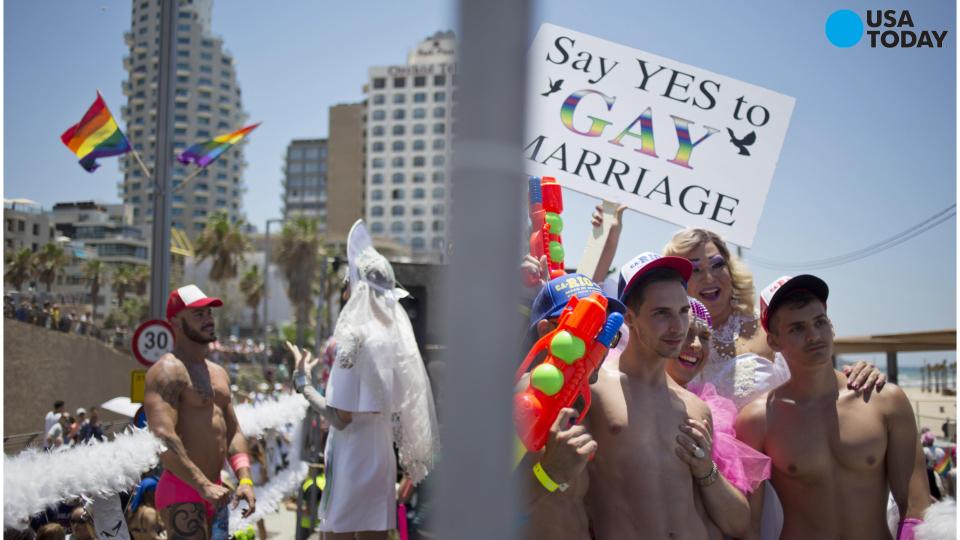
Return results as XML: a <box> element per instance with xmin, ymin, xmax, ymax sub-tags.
<box><xmin>159</xmin><ymin>374</ymin><xmax>186</xmax><ymax>405</ymax></box>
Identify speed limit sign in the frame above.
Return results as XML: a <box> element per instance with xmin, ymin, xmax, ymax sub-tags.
<box><xmin>132</xmin><ymin>319</ymin><xmax>175</xmax><ymax>368</ymax></box>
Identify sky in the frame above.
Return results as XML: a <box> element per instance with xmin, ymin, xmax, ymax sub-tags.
<box><xmin>4</xmin><ymin>0</ymin><xmax>956</xmax><ymax>366</ymax></box>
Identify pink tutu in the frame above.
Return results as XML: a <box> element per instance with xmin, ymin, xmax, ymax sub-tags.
<box><xmin>692</xmin><ymin>383</ymin><xmax>770</xmax><ymax>494</ymax></box>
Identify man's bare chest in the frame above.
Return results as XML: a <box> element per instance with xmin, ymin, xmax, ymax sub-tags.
<box><xmin>765</xmin><ymin>398</ymin><xmax>887</xmax><ymax>479</ymax></box>
<box><xmin>180</xmin><ymin>362</ymin><xmax>230</xmax><ymax>409</ymax></box>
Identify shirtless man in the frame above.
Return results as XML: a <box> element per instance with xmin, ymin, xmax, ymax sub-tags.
<box><xmin>736</xmin><ymin>275</ymin><xmax>929</xmax><ymax>539</ymax></box>
<box><xmin>144</xmin><ymin>285</ymin><xmax>256</xmax><ymax>539</ymax></box>
<box><xmin>527</xmin><ymin>253</ymin><xmax>749</xmax><ymax>539</ymax></box>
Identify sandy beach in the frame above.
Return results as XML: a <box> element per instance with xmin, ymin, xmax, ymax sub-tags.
<box><xmin>902</xmin><ymin>386</ymin><xmax>957</xmax><ymax>446</ymax></box>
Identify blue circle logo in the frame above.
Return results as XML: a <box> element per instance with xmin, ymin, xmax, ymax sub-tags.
<box><xmin>825</xmin><ymin>10</ymin><xmax>864</xmax><ymax>48</ymax></box>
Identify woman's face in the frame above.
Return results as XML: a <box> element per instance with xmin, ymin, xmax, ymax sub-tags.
<box><xmin>681</xmin><ymin>241</ymin><xmax>734</xmax><ymax>324</ymax></box>
<box><xmin>664</xmin><ymin>313</ymin><xmax>711</xmax><ymax>387</ymax></box>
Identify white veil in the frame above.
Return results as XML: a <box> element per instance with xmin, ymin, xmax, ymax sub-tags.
<box><xmin>334</xmin><ymin>219</ymin><xmax>440</xmax><ymax>484</ymax></box>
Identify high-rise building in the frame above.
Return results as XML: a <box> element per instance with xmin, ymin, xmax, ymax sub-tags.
<box><xmin>3</xmin><ymin>199</ymin><xmax>55</xmax><ymax>253</ymax></box>
<box><xmin>326</xmin><ymin>103</ymin><xmax>366</xmax><ymax>241</ymax></box>
<box><xmin>282</xmin><ymin>139</ymin><xmax>329</xmax><ymax>227</ymax></box>
<box><xmin>120</xmin><ymin>0</ymin><xmax>247</xmax><ymax>237</ymax></box>
<box><xmin>364</xmin><ymin>31</ymin><xmax>456</xmax><ymax>260</ymax></box>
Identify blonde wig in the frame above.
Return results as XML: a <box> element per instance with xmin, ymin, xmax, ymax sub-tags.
<box><xmin>663</xmin><ymin>228</ymin><xmax>756</xmax><ymax>316</ymax></box>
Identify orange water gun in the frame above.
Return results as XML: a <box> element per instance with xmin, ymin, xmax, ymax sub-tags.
<box><xmin>513</xmin><ymin>293</ymin><xmax>624</xmax><ymax>454</ymax></box>
<box><xmin>527</xmin><ymin>176</ymin><xmax>565</xmax><ymax>285</ymax></box>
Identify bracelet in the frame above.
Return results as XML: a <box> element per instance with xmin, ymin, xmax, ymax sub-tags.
<box><xmin>695</xmin><ymin>461</ymin><xmax>719</xmax><ymax>487</ymax></box>
<box><xmin>229</xmin><ymin>453</ymin><xmax>251</xmax><ymax>473</ymax></box>
<box><xmin>533</xmin><ymin>462</ymin><xmax>568</xmax><ymax>493</ymax></box>
<box><xmin>239</xmin><ymin>478</ymin><xmax>254</xmax><ymax>487</ymax></box>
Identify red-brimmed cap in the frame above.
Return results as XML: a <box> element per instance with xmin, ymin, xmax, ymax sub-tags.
<box><xmin>617</xmin><ymin>252</ymin><xmax>693</xmax><ymax>303</ymax></box>
<box><xmin>166</xmin><ymin>284</ymin><xmax>223</xmax><ymax>320</ymax></box>
<box><xmin>759</xmin><ymin>275</ymin><xmax>829</xmax><ymax>331</ymax></box>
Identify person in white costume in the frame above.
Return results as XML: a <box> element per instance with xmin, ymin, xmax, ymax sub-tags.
<box><xmin>289</xmin><ymin>219</ymin><xmax>440</xmax><ymax>539</ymax></box>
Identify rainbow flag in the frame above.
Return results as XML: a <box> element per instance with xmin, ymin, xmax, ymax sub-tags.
<box><xmin>177</xmin><ymin>123</ymin><xmax>260</xmax><ymax>168</ymax></box>
<box><xmin>934</xmin><ymin>452</ymin><xmax>952</xmax><ymax>474</ymax></box>
<box><xmin>60</xmin><ymin>92</ymin><xmax>132</xmax><ymax>172</ymax></box>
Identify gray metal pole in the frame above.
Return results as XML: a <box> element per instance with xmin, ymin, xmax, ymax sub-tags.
<box><xmin>148</xmin><ymin>0</ymin><xmax>177</xmax><ymax>319</ymax></box>
<box><xmin>263</xmin><ymin>220</ymin><xmax>272</xmax><ymax>347</ymax></box>
<box><xmin>437</xmin><ymin>1</ymin><xmax>529</xmax><ymax>538</ymax></box>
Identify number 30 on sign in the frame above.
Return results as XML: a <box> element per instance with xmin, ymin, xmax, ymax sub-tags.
<box><xmin>132</xmin><ymin>319</ymin><xmax>175</xmax><ymax>368</ymax></box>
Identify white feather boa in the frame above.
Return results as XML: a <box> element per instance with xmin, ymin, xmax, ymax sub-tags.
<box><xmin>229</xmin><ymin>420</ymin><xmax>308</xmax><ymax>533</ymax></box>
<box><xmin>916</xmin><ymin>499</ymin><xmax>956</xmax><ymax>540</ymax></box>
<box><xmin>234</xmin><ymin>393</ymin><xmax>309</xmax><ymax>439</ymax></box>
<box><xmin>3</xmin><ymin>429</ymin><xmax>165</xmax><ymax>526</ymax></box>
<box><xmin>4</xmin><ymin>394</ymin><xmax>310</xmax><ymax>527</ymax></box>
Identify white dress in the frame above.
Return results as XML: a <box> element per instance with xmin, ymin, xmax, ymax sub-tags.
<box><xmin>319</xmin><ymin>327</ymin><xmax>399</xmax><ymax>533</ymax></box>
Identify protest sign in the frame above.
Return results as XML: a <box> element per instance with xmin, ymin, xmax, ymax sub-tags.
<box><xmin>525</xmin><ymin>23</ymin><xmax>795</xmax><ymax>246</ymax></box>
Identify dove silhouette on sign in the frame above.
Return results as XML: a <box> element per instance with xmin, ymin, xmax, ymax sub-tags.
<box><xmin>727</xmin><ymin>128</ymin><xmax>757</xmax><ymax>156</ymax></box>
<box><xmin>542</xmin><ymin>78</ymin><xmax>564</xmax><ymax>97</ymax></box>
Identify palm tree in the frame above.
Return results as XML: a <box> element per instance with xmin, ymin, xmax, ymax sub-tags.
<box><xmin>35</xmin><ymin>243</ymin><xmax>67</xmax><ymax>293</ymax></box>
<box><xmin>84</xmin><ymin>260</ymin><xmax>105</xmax><ymax>323</ymax></box>
<box><xmin>275</xmin><ymin>217</ymin><xmax>322</xmax><ymax>346</ymax></box>
<box><xmin>194</xmin><ymin>212</ymin><xmax>250</xmax><ymax>291</ymax></box>
<box><xmin>112</xmin><ymin>265</ymin><xmax>136</xmax><ymax>306</ymax></box>
<box><xmin>4</xmin><ymin>248</ymin><xmax>36</xmax><ymax>293</ymax></box>
<box><xmin>132</xmin><ymin>265</ymin><xmax>150</xmax><ymax>297</ymax></box>
<box><xmin>239</xmin><ymin>264</ymin><xmax>264</xmax><ymax>339</ymax></box>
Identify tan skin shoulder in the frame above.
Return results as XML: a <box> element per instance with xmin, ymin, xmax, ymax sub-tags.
<box><xmin>145</xmin><ymin>354</ymin><xmax>189</xmax><ymax>402</ymax></box>
<box><xmin>734</xmin><ymin>393</ymin><xmax>769</xmax><ymax>451</ymax></box>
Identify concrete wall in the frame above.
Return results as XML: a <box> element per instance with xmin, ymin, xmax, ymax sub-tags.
<box><xmin>4</xmin><ymin>319</ymin><xmax>136</xmax><ymax>436</ymax></box>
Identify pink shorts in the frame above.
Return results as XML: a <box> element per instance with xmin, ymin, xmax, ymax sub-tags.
<box><xmin>155</xmin><ymin>470</ymin><xmax>221</xmax><ymax>518</ymax></box>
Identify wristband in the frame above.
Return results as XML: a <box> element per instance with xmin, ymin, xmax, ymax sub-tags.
<box><xmin>239</xmin><ymin>478</ymin><xmax>254</xmax><ymax>487</ymax></box>
<box><xmin>533</xmin><ymin>462</ymin><xmax>568</xmax><ymax>493</ymax></box>
<box><xmin>695</xmin><ymin>461</ymin><xmax>719</xmax><ymax>487</ymax></box>
<box><xmin>229</xmin><ymin>453</ymin><xmax>251</xmax><ymax>473</ymax></box>
<box><xmin>897</xmin><ymin>518</ymin><xmax>922</xmax><ymax>540</ymax></box>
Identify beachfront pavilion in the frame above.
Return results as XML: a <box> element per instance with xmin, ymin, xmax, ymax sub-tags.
<box><xmin>833</xmin><ymin>329</ymin><xmax>956</xmax><ymax>385</ymax></box>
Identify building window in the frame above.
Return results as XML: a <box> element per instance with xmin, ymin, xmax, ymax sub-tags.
<box><xmin>393</xmin><ymin>77</ymin><xmax>406</xmax><ymax>88</ymax></box>
<box><xmin>392</xmin><ymin>189</ymin><xmax>405</xmax><ymax>200</ymax></box>
<box><xmin>393</xmin><ymin>109</ymin><xmax>406</xmax><ymax>120</ymax></box>
<box><xmin>392</xmin><ymin>173</ymin><xmax>405</xmax><ymax>184</ymax></box>
<box><xmin>413</xmin><ymin>173</ymin><xmax>426</xmax><ymax>184</ymax></box>
<box><xmin>372</xmin><ymin>173</ymin><xmax>384</xmax><ymax>185</ymax></box>
<box><xmin>433</xmin><ymin>138</ymin><xmax>446</xmax><ymax>150</ymax></box>
<box><xmin>413</xmin><ymin>156</ymin><xmax>426</xmax><ymax>167</ymax></box>
<box><xmin>373</xmin><ymin>77</ymin><xmax>386</xmax><ymax>89</ymax></box>
<box><xmin>32</xmin><ymin>224</ymin><xmax>39</xmax><ymax>236</ymax></box>
<box><xmin>372</xmin><ymin>94</ymin><xmax>385</xmax><ymax>105</ymax></box>
<box><xmin>433</xmin><ymin>123</ymin><xmax>446</xmax><ymax>134</ymax></box>
<box><xmin>393</xmin><ymin>94</ymin><xmax>406</xmax><ymax>104</ymax></box>
<box><xmin>432</xmin><ymin>220</ymin><xmax>444</xmax><ymax>232</ymax></box>
<box><xmin>371</xmin><ymin>125</ymin><xmax>385</xmax><ymax>136</ymax></box>
<box><xmin>414</xmin><ymin>92</ymin><xmax>427</xmax><ymax>103</ymax></box>
<box><xmin>434</xmin><ymin>75</ymin><xmax>446</xmax><ymax>86</ymax></box>
<box><xmin>413</xmin><ymin>188</ymin><xmax>426</xmax><ymax>199</ymax></box>
<box><xmin>371</xmin><ymin>190</ymin><xmax>384</xmax><ymax>201</ymax></box>
<box><xmin>371</xmin><ymin>206</ymin><xmax>384</xmax><ymax>217</ymax></box>
<box><xmin>391</xmin><ymin>206</ymin><xmax>405</xmax><ymax>217</ymax></box>
<box><xmin>391</xmin><ymin>157</ymin><xmax>405</xmax><ymax>167</ymax></box>
<box><xmin>391</xmin><ymin>221</ymin><xmax>405</xmax><ymax>233</ymax></box>
<box><xmin>432</xmin><ymin>155</ymin><xmax>445</xmax><ymax>166</ymax></box>
<box><xmin>434</xmin><ymin>91</ymin><xmax>446</xmax><ymax>102</ymax></box>
<box><xmin>392</xmin><ymin>141</ymin><xmax>405</xmax><ymax>152</ymax></box>
<box><xmin>413</xmin><ymin>124</ymin><xmax>426</xmax><ymax>135</ymax></box>
<box><xmin>371</xmin><ymin>158</ymin><xmax>384</xmax><ymax>169</ymax></box>
<box><xmin>432</xmin><ymin>187</ymin><xmax>445</xmax><ymax>199</ymax></box>
<box><xmin>392</xmin><ymin>125</ymin><xmax>406</xmax><ymax>136</ymax></box>
<box><xmin>371</xmin><ymin>141</ymin><xmax>385</xmax><ymax>152</ymax></box>
<box><xmin>413</xmin><ymin>140</ymin><xmax>426</xmax><ymax>151</ymax></box>
<box><xmin>433</xmin><ymin>106</ymin><xmax>446</xmax><ymax>118</ymax></box>
<box><xmin>432</xmin><ymin>203</ymin><xmax>445</xmax><ymax>216</ymax></box>
<box><xmin>414</xmin><ymin>76</ymin><xmax>427</xmax><ymax>87</ymax></box>
<box><xmin>413</xmin><ymin>108</ymin><xmax>426</xmax><ymax>119</ymax></box>
<box><xmin>411</xmin><ymin>237</ymin><xmax>426</xmax><ymax>250</ymax></box>
<box><xmin>372</xmin><ymin>110</ymin><xmax>386</xmax><ymax>121</ymax></box>
<box><xmin>432</xmin><ymin>237</ymin><xmax>445</xmax><ymax>250</ymax></box>
<box><xmin>371</xmin><ymin>222</ymin><xmax>384</xmax><ymax>233</ymax></box>
<box><xmin>412</xmin><ymin>205</ymin><xmax>425</xmax><ymax>216</ymax></box>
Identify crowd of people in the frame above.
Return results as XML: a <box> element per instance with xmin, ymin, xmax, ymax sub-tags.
<box><xmin>5</xmin><ymin>296</ymin><xmax>100</xmax><ymax>338</ymax></box>
<box><xmin>41</xmin><ymin>400</ymin><xmax>106</xmax><ymax>450</ymax></box>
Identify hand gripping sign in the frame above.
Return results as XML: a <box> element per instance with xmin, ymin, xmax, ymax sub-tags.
<box><xmin>132</xmin><ymin>319</ymin><xmax>175</xmax><ymax>368</ymax></box>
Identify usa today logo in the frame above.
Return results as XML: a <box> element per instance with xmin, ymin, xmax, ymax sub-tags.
<box><xmin>825</xmin><ymin>9</ymin><xmax>949</xmax><ymax>48</ymax></box>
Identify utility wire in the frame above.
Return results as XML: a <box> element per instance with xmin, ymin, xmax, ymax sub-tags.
<box><xmin>745</xmin><ymin>204</ymin><xmax>956</xmax><ymax>271</ymax></box>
